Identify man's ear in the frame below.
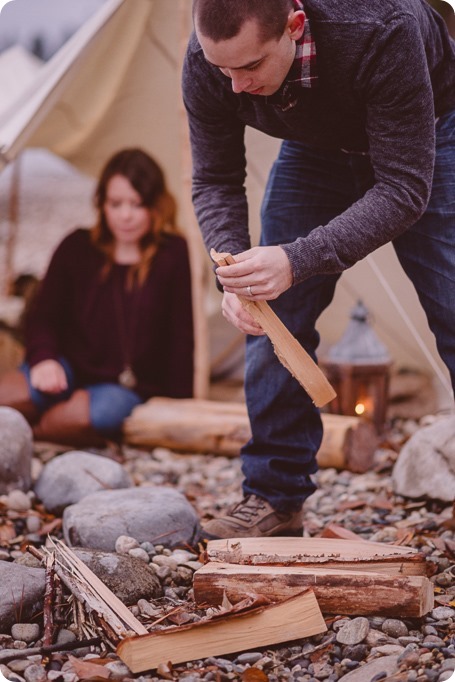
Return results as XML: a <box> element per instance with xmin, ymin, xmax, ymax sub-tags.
<box><xmin>287</xmin><ymin>10</ymin><xmax>305</xmax><ymax>40</ymax></box>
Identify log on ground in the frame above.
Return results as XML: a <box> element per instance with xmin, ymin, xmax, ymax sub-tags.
<box><xmin>193</xmin><ymin>562</ymin><xmax>434</xmax><ymax>618</ymax></box>
<box><xmin>123</xmin><ymin>397</ymin><xmax>377</xmax><ymax>471</ymax></box>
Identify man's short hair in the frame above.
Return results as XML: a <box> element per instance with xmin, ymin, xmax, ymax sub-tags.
<box><xmin>193</xmin><ymin>0</ymin><xmax>294</xmax><ymax>43</ymax></box>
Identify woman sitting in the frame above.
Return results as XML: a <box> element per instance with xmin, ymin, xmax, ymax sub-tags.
<box><xmin>0</xmin><ymin>148</ymin><xmax>194</xmax><ymax>446</ymax></box>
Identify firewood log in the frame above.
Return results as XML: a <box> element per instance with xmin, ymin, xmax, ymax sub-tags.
<box><xmin>193</xmin><ymin>562</ymin><xmax>434</xmax><ymax>618</ymax></box>
<box><xmin>124</xmin><ymin>397</ymin><xmax>377</xmax><ymax>472</ymax></box>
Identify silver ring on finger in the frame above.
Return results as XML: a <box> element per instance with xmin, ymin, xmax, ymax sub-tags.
<box><xmin>247</xmin><ymin>285</ymin><xmax>253</xmax><ymax>296</ymax></box>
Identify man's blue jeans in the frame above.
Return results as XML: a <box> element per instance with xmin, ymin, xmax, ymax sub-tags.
<box><xmin>242</xmin><ymin>109</ymin><xmax>455</xmax><ymax>513</ymax></box>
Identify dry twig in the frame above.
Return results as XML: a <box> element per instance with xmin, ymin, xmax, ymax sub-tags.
<box><xmin>43</xmin><ymin>552</ymin><xmax>55</xmax><ymax>646</ymax></box>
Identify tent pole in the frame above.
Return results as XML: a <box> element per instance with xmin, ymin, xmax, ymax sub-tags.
<box><xmin>3</xmin><ymin>154</ymin><xmax>21</xmax><ymax>296</ymax></box>
<box><xmin>178</xmin><ymin>0</ymin><xmax>210</xmax><ymax>399</ymax></box>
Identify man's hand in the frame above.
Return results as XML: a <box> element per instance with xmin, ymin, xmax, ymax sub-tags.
<box><xmin>215</xmin><ymin>245</ymin><xmax>293</xmax><ymax>300</ymax></box>
<box><xmin>222</xmin><ymin>291</ymin><xmax>265</xmax><ymax>335</ymax></box>
<box><xmin>30</xmin><ymin>359</ymin><xmax>68</xmax><ymax>394</ymax></box>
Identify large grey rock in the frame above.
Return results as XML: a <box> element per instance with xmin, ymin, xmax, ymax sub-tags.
<box><xmin>34</xmin><ymin>451</ymin><xmax>133</xmax><ymax>514</ymax></box>
<box><xmin>0</xmin><ymin>562</ymin><xmax>45</xmax><ymax>633</ymax></box>
<box><xmin>0</xmin><ymin>407</ymin><xmax>32</xmax><ymax>494</ymax></box>
<box><xmin>73</xmin><ymin>548</ymin><xmax>162</xmax><ymax>605</ymax></box>
<box><xmin>392</xmin><ymin>415</ymin><xmax>455</xmax><ymax>501</ymax></box>
<box><xmin>63</xmin><ymin>487</ymin><xmax>201</xmax><ymax>550</ymax></box>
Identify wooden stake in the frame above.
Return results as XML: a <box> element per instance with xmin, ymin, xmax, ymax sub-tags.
<box><xmin>210</xmin><ymin>250</ymin><xmax>336</xmax><ymax>407</ymax></box>
<box><xmin>3</xmin><ymin>154</ymin><xmax>21</xmax><ymax>296</ymax></box>
<box><xmin>178</xmin><ymin>2</ymin><xmax>210</xmax><ymax>398</ymax></box>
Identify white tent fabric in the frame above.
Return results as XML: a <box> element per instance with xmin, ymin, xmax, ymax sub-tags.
<box><xmin>0</xmin><ymin>44</ymin><xmax>43</xmax><ymax>118</ymax></box>
<box><xmin>0</xmin><ymin>0</ymin><xmax>451</xmax><ymax>407</ymax></box>
<box><xmin>0</xmin><ymin>0</ymin><xmax>182</xmax><ymax>178</ymax></box>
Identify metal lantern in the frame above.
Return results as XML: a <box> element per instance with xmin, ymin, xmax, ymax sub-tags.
<box><xmin>321</xmin><ymin>301</ymin><xmax>392</xmax><ymax>433</ymax></box>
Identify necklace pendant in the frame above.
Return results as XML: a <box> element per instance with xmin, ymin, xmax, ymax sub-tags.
<box><xmin>118</xmin><ymin>365</ymin><xmax>137</xmax><ymax>389</ymax></box>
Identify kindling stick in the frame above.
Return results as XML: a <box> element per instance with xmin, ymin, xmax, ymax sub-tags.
<box><xmin>211</xmin><ymin>249</ymin><xmax>336</xmax><ymax>408</ymax></box>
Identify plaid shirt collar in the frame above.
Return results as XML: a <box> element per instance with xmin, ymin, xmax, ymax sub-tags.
<box><xmin>274</xmin><ymin>0</ymin><xmax>318</xmax><ymax>110</ymax></box>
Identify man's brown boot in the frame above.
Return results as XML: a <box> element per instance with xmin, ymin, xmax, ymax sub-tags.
<box><xmin>0</xmin><ymin>369</ymin><xmax>39</xmax><ymax>423</ymax></box>
<box><xmin>201</xmin><ymin>494</ymin><xmax>303</xmax><ymax>540</ymax></box>
<box><xmin>32</xmin><ymin>389</ymin><xmax>106</xmax><ymax>448</ymax></box>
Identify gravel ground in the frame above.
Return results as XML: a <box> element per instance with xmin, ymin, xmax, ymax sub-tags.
<box><xmin>0</xmin><ymin>418</ymin><xmax>454</xmax><ymax>682</ymax></box>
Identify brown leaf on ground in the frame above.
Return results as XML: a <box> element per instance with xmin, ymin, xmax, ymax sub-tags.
<box><xmin>311</xmin><ymin>653</ymin><xmax>331</xmax><ymax>677</ymax></box>
<box><xmin>242</xmin><ymin>669</ymin><xmax>269</xmax><ymax>681</ymax></box>
<box><xmin>40</xmin><ymin>518</ymin><xmax>62</xmax><ymax>535</ymax></box>
<box><xmin>0</xmin><ymin>520</ymin><xmax>16</xmax><ymax>545</ymax></box>
<box><xmin>337</xmin><ymin>499</ymin><xmax>366</xmax><ymax>511</ymax></box>
<box><xmin>320</xmin><ymin>523</ymin><xmax>365</xmax><ymax>541</ymax></box>
<box><xmin>310</xmin><ymin>647</ymin><xmax>332</xmax><ymax>665</ymax></box>
<box><xmin>371</xmin><ymin>497</ymin><xmax>394</xmax><ymax>511</ymax></box>
<box><xmin>441</xmin><ymin>518</ymin><xmax>455</xmax><ymax>531</ymax></box>
<box><xmin>67</xmin><ymin>655</ymin><xmax>111</xmax><ymax>680</ymax></box>
<box><xmin>395</xmin><ymin>528</ymin><xmax>415</xmax><ymax>546</ymax></box>
<box><xmin>167</xmin><ymin>610</ymin><xmax>194</xmax><ymax>625</ymax></box>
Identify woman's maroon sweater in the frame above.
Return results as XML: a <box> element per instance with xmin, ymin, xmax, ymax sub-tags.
<box><xmin>25</xmin><ymin>229</ymin><xmax>194</xmax><ymax>399</ymax></box>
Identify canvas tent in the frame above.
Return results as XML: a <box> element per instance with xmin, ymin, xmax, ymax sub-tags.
<box><xmin>0</xmin><ymin>43</ymin><xmax>43</xmax><ymax>298</ymax></box>
<box><xmin>0</xmin><ymin>0</ymin><xmax>452</xmax><ymax>408</ymax></box>
<box><xmin>0</xmin><ymin>44</ymin><xmax>43</xmax><ymax>118</ymax></box>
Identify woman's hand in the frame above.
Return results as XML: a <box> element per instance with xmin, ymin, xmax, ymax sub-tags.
<box><xmin>222</xmin><ymin>291</ymin><xmax>265</xmax><ymax>335</ymax></box>
<box><xmin>216</xmin><ymin>245</ymin><xmax>293</xmax><ymax>300</ymax></box>
<box><xmin>30</xmin><ymin>360</ymin><xmax>68</xmax><ymax>394</ymax></box>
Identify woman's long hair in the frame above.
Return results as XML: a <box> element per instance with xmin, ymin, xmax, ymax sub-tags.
<box><xmin>91</xmin><ymin>148</ymin><xmax>179</xmax><ymax>286</ymax></box>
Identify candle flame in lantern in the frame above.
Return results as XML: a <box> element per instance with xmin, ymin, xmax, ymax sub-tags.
<box><xmin>355</xmin><ymin>402</ymin><xmax>366</xmax><ymax>416</ymax></box>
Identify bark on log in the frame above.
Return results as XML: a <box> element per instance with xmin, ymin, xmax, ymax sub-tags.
<box><xmin>193</xmin><ymin>562</ymin><xmax>434</xmax><ymax>618</ymax></box>
<box><xmin>317</xmin><ymin>413</ymin><xmax>378</xmax><ymax>472</ymax></box>
<box><xmin>123</xmin><ymin>397</ymin><xmax>377</xmax><ymax>472</ymax></box>
<box><xmin>204</xmin><ymin>537</ymin><xmax>428</xmax><ymax>576</ymax></box>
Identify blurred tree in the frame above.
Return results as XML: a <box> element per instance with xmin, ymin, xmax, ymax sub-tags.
<box><xmin>31</xmin><ymin>35</ymin><xmax>45</xmax><ymax>60</ymax></box>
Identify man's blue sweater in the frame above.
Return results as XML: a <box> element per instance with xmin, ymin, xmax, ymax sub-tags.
<box><xmin>182</xmin><ymin>0</ymin><xmax>455</xmax><ymax>283</ymax></box>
